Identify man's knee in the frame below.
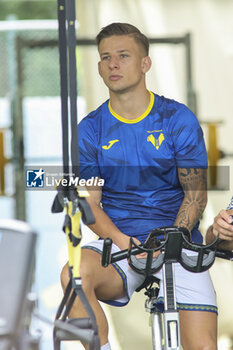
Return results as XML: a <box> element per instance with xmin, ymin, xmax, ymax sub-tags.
<box><xmin>60</xmin><ymin>250</ymin><xmax>123</xmax><ymax>300</ymax></box>
<box><xmin>198</xmin><ymin>336</ymin><xmax>217</xmax><ymax>350</ymax></box>
<box><xmin>79</xmin><ymin>250</ymin><xmax>101</xmax><ymax>289</ymax></box>
<box><xmin>182</xmin><ymin>337</ymin><xmax>217</xmax><ymax>350</ymax></box>
<box><xmin>191</xmin><ymin>344</ymin><xmax>216</xmax><ymax>350</ymax></box>
<box><xmin>60</xmin><ymin>262</ymin><xmax>70</xmax><ymax>291</ymax></box>
<box><xmin>60</xmin><ymin>251</ymin><xmax>100</xmax><ymax>290</ymax></box>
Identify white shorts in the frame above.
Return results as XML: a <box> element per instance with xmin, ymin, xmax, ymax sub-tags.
<box><xmin>82</xmin><ymin>240</ymin><xmax>217</xmax><ymax>314</ymax></box>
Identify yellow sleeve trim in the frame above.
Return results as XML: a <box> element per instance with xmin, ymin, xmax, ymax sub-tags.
<box><xmin>108</xmin><ymin>91</ymin><xmax>155</xmax><ymax>124</ymax></box>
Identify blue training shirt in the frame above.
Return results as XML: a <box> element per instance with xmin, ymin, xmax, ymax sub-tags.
<box><xmin>78</xmin><ymin>91</ymin><xmax>208</xmax><ymax>243</ymax></box>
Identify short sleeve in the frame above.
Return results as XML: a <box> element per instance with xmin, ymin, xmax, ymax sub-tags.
<box><xmin>168</xmin><ymin>106</ymin><xmax>207</xmax><ymax>168</ymax></box>
<box><xmin>78</xmin><ymin>118</ymin><xmax>100</xmax><ymax>180</ymax></box>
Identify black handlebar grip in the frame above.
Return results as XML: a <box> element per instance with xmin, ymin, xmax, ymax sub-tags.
<box><xmin>102</xmin><ymin>238</ymin><xmax>113</xmax><ymax>267</ymax></box>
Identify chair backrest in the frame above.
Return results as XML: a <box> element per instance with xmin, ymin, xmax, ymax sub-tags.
<box><xmin>0</xmin><ymin>219</ymin><xmax>37</xmax><ymax>350</ymax></box>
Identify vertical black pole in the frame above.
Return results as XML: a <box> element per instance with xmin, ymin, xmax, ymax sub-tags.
<box><xmin>57</xmin><ymin>0</ymin><xmax>70</xmax><ymax>181</ymax></box>
<box><xmin>66</xmin><ymin>0</ymin><xmax>79</xmax><ymax>178</ymax></box>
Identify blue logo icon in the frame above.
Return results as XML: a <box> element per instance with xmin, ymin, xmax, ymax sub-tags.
<box><xmin>26</xmin><ymin>169</ymin><xmax>45</xmax><ymax>188</ymax></box>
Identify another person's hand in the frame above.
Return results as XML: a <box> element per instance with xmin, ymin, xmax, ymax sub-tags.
<box><xmin>212</xmin><ymin>209</ymin><xmax>233</xmax><ymax>241</ymax></box>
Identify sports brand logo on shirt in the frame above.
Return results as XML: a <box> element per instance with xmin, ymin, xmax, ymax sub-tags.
<box><xmin>102</xmin><ymin>139</ymin><xmax>119</xmax><ymax>150</ymax></box>
<box><xmin>147</xmin><ymin>130</ymin><xmax>165</xmax><ymax>150</ymax></box>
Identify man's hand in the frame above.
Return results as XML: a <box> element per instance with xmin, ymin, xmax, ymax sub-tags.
<box><xmin>114</xmin><ymin>235</ymin><xmax>141</xmax><ymax>251</ymax></box>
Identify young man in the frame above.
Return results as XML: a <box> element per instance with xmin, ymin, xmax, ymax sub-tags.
<box><xmin>206</xmin><ymin>197</ymin><xmax>233</xmax><ymax>251</ymax></box>
<box><xmin>61</xmin><ymin>23</ymin><xmax>217</xmax><ymax>350</ymax></box>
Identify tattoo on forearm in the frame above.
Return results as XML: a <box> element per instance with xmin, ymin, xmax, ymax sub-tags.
<box><xmin>178</xmin><ymin>168</ymin><xmax>207</xmax><ymax>191</ymax></box>
<box><xmin>174</xmin><ymin>168</ymin><xmax>207</xmax><ymax>231</ymax></box>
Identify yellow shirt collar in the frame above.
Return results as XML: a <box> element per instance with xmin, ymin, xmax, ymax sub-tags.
<box><xmin>108</xmin><ymin>91</ymin><xmax>154</xmax><ymax>124</ymax></box>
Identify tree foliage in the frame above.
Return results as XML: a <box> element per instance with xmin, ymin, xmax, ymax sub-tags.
<box><xmin>0</xmin><ymin>0</ymin><xmax>57</xmax><ymax>21</ymax></box>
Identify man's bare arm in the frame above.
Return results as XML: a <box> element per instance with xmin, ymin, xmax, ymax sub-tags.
<box><xmin>84</xmin><ymin>183</ymin><xmax>139</xmax><ymax>250</ymax></box>
<box><xmin>174</xmin><ymin>168</ymin><xmax>207</xmax><ymax>232</ymax></box>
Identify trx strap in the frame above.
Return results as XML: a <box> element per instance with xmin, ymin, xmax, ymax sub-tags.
<box><xmin>52</xmin><ymin>1</ymin><xmax>100</xmax><ymax>349</ymax></box>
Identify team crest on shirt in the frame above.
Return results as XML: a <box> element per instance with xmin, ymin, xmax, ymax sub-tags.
<box><xmin>147</xmin><ymin>130</ymin><xmax>165</xmax><ymax>150</ymax></box>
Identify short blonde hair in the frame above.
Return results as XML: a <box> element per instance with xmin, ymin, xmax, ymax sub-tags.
<box><xmin>96</xmin><ymin>22</ymin><xmax>149</xmax><ymax>56</ymax></box>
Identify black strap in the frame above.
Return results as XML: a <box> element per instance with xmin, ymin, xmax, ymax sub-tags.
<box><xmin>66</xmin><ymin>0</ymin><xmax>79</xmax><ymax>178</ymax></box>
<box><xmin>57</xmin><ymin>0</ymin><xmax>69</xmax><ymax>183</ymax></box>
<box><xmin>57</xmin><ymin>0</ymin><xmax>79</xmax><ymax>179</ymax></box>
<box><xmin>54</xmin><ymin>0</ymin><xmax>95</xmax><ymax>226</ymax></box>
<box><xmin>55</xmin><ymin>278</ymin><xmax>72</xmax><ymax>320</ymax></box>
<box><xmin>54</xmin><ymin>1</ymin><xmax>99</xmax><ymax>348</ymax></box>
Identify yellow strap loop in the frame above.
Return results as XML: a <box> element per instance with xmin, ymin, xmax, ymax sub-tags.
<box><xmin>64</xmin><ymin>201</ymin><xmax>82</xmax><ymax>278</ymax></box>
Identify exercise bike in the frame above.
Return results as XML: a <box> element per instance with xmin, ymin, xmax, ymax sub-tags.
<box><xmin>101</xmin><ymin>226</ymin><xmax>233</xmax><ymax>350</ymax></box>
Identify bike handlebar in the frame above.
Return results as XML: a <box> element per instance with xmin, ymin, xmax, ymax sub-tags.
<box><xmin>101</xmin><ymin>227</ymin><xmax>233</xmax><ymax>276</ymax></box>
<box><xmin>102</xmin><ymin>238</ymin><xmax>113</xmax><ymax>267</ymax></box>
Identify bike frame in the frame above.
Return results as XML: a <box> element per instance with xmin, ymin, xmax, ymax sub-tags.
<box><xmin>145</xmin><ymin>262</ymin><xmax>180</xmax><ymax>350</ymax></box>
